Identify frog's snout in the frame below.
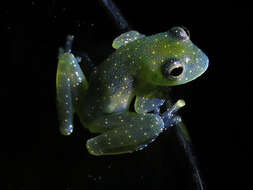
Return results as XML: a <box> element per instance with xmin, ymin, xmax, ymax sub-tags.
<box><xmin>193</xmin><ymin>45</ymin><xmax>209</xmax><ymax>76</ymax></box>
<box><xmin>200</xmin><ymin>51</ymin><xmax>209</xmax><ymax>74</ymax></box>
<box><xmin>182</xmin><ymin>48</ymin><xmax>209</xmax><ymax>83</ymax></box>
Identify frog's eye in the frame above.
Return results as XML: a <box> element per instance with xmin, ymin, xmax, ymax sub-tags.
<box><xmin>162</xmin><ymin>58</ymin><xmax>185</xmax><ymax>80</ymax></box>
<box><xmin>169</xmin><ymin>27</ymin><xmax>189</xmax><ymax>41</ymax></box>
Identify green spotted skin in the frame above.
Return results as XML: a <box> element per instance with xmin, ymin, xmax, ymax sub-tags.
<box><xmin>56</xmin><ymin>27</ymin><xmax>209</xmax><ymax>156</ymax></box>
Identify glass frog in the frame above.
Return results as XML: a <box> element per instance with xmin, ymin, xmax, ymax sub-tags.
<box><xmin>56</xmin><ymin>27</ymin><xmax>209</xmax><ymax>156</ymax></box>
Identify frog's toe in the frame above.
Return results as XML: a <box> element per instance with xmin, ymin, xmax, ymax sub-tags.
<box><xmin>59</xmin><ymin>122</ymin><xmax>73</xmax><ymax>136</ymax></box>
<box><xmin>65</xmin><ymin>35</ymin><xmax>74</xmax><ymax>53</ymax></box>
<box><xmin>58</xmin><ymin>35</ymin><xmax>74</xmax><ymax>57</ymax></box>
<box><xmin>161</xmin><ymin>99</ymin><xmax>185</xmax><ymax>128</ymax></box>
<box><xmin>86</xmin><ymin>138</ymin><xmax>104</xmax><ymax>156</ymax></box>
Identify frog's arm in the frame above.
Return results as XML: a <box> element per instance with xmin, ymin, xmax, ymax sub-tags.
<box><xmin>134</xmin><ymin>96</ymin><xmax>165</xmax><ymax>114</ymax></box>
<box><xmin>112</xmin><ymin>30</ymin><xmax>145</xmax><ymax>49</ymax></box>
<box><xmin>134</xmin><ymin>86</ymin><xmax>170</xmax><ymax>114</ymax></box>
<box><xmin>135</xmin><ymin>88</ymin><xmax>186</xmax><ymax>129</ymax></box>
<box><xmin>56</xmin><ymin>36</ymin><xmax>88</xmax><ymax>135</ymax></box>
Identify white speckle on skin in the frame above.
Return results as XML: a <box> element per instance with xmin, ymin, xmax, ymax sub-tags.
<box><xmin>185</xmin><ymin>57</ymin><xmax>190</xmax><ymax>63</ymax></box>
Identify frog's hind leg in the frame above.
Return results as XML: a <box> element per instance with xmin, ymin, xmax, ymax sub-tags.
<box><xmin>56</xmin><ymin>35</ymin><xmax>89</xmax><ymax>135</ymax></box>
<box><xmin>85</xmin><ymin>112</ymin><xmax>165</xmax><ymax>156</ymax></box>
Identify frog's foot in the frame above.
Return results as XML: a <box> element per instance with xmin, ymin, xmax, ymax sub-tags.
<box><xmin>56</xmin><ymin>35</ymin><xmax>89</xmax><ymax>136</ymax></box>
<box><xmin>161</xmin><ymin>99</ymin><xmax>185</xmax><ymax>128</ymax></box>
<box><xmin>85</xmin><ymin>113</ymin><xmax>164</xmax><ymax>156</ymax></box>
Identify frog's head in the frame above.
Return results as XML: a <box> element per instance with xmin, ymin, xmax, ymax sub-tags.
<box><xmin>141</xmin><ymin>26</ymin><xmax>209</xmax><ymax>86</ymax></box>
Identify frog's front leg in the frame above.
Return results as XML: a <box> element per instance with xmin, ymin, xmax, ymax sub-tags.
<box><xmin>135</xmin><ymin>95</ymin><xmax>185</xmax><ymax>128</ymax></box>
<box><xmin>134</xmin><ymin>96</ymin><xmax>165</xmax><ymax>114</ymax></box>
<box><xmin>86</xmin><ymin>112</ymin><xmax>164</xmax><ymax>156</ymax></box>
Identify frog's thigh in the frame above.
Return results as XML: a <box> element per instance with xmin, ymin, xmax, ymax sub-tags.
<box><xmin>86</xmin><ymin>113</ymin><xmax>164</xmax><ymax>156</ymax></box>
<box><xmin>134</xmin><ymin>96</ymin><xmax>165</xmax><ymax>114</ymax></box>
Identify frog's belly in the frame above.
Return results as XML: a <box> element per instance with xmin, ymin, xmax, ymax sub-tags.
<box><xmin>104</xmin><ymin>93</ymin><xmax>133</xmax><ymax>113</ymax></box>
<box><xmin>78</xmin><ymin>90</ymin><xmax>133</xmax><ymax>123</ymax></box>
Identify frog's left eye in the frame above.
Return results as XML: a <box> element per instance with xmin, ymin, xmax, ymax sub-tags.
<box><xmin>162</xmin><ymin>58</ymin><xmax>185</xmax><ymax>80</ymax></box>
<box><xmin>169</xmin><ymin>27</ymin><xmax>189</xmax><ymax>41</ymax></box>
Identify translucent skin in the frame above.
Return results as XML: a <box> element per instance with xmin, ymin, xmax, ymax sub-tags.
<box><xmin>56</xmin><ymin>27</ymin><xmax>209</xmax><ymax>156</ymax></box>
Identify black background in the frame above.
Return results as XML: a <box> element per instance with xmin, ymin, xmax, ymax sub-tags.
<box><xmin>2</xmin><ymin>0</ymin><xmax>252</xmax><ymax>189</ymax></box>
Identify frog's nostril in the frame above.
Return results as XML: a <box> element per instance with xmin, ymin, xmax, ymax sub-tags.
<box><xmin>170</xmin><ymin>66</ymin><xmax>184</xmax><ymax>77</ymax></box>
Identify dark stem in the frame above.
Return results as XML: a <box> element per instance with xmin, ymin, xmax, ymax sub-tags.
<box><xmin>175</xmin><ymin>122</ymin><xmax>205</xmax><ymax>190</ymax></box>
<box><xmin>98</xmin><ymin>0</ymin><xmax>131</xmax><ymax>32</ymax></box>
<box><xmin>98</xmin><ymin>0</ymin><xmax>205</xmax><ymax>189</ymax></box>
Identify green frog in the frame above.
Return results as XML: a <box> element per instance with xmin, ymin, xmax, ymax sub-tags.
<box><xmin>56</xmin><ymin>27</ymin><xmax>209</xmax><ymax>156</ymax></box>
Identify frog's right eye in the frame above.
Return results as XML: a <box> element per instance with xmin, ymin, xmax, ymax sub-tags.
<box><xmin>169</xmin><ymin>27</ymin><xmax>189</xmax><ymax>41</ymax></box>
<box><xmin>162</xmin><ymin>58</ymin><xmax>185</xmax><ymax>80</ymax></box>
